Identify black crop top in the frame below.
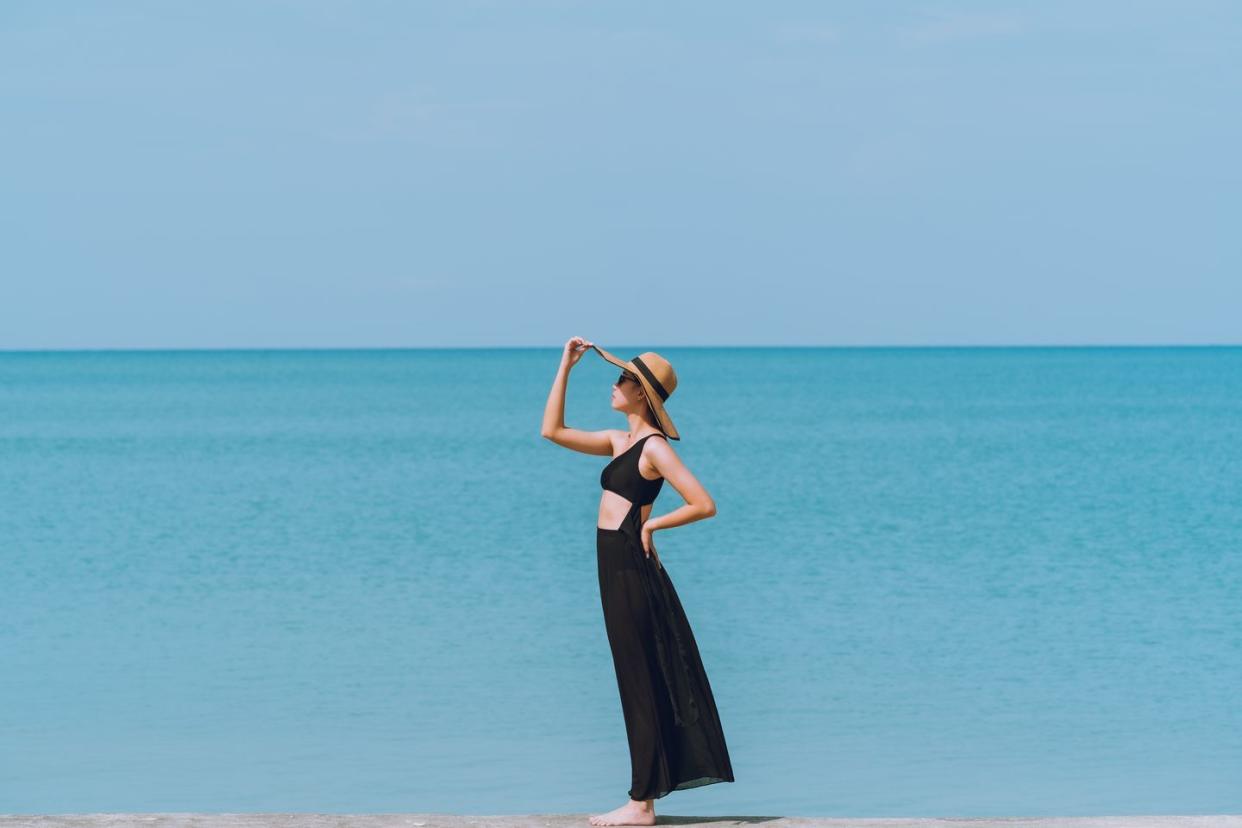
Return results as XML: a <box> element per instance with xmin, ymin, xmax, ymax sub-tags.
<box><xmin>600</xmin><ymin>433</ymin><xmax>665</xmax><ymax>506</ymax></box>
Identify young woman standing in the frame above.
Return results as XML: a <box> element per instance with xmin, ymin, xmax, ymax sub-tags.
<box><xmin>541</xmin><ymin>335</ymin><xmax>735</xmax><ymax>826</ymax></box>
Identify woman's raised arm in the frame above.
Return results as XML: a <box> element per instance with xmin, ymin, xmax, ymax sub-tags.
<box><xmin>541</xmin><ymin>336</ymin><xmax>616</xmax><ymax>456</ymax></box>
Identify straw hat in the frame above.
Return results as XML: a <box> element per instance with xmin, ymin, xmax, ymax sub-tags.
<box><xmin>591</xmin><ymin>344</ymin><xmax>681</xmax><ymax>441</ymax></box>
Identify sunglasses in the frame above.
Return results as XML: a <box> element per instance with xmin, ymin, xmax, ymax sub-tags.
<box><xmin>616</xmin><ymin>372</ymin><xmax>640</xmax><ymax>386</ymax></box>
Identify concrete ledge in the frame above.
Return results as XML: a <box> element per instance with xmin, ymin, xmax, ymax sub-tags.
<box><xmin>1</xmin><ymin>816</ymin><xmax>1240</xmax><ymax>828</ymax></box>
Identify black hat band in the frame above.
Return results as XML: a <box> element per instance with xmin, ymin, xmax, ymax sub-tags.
<box><xmin>631</xmin><ymin>356</ymin><xmax>669</xmax><ymax>402</ymax></box>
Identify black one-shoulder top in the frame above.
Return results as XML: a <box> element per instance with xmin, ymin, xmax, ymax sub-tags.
<box><xmin>600</xmin><ymin>433</ymin><xmax>665</xmax><ymax>507</ymax></box>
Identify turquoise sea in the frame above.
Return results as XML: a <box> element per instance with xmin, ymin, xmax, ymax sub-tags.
<box><xmin>1</xmin><ymin>347</ymin><xmax>1239</xmax><ymax>817</ymax></box>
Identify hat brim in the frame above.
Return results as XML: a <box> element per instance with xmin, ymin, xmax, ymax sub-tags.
<box><xmin>590</xmin><ymin>343</ymin><xmax>681</xmax><ymax>440</ymax></box>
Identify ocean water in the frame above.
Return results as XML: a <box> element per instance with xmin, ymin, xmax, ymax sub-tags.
<box><xmin>1</xmin><ymin>346</ymin><xmax>1240</xmax><ymax>818</ymax></box>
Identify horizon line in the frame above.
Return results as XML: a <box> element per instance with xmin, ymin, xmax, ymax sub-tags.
<box><xmin>1</xmin><ymin>343</ymin><xmax>1240</xmax><ymax>354</ymax></box>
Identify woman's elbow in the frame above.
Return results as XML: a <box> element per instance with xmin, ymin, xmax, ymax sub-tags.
<box><xmin>701</xmin><ymin>501</ymin><xmax>717</xmax><ymax>519</ymax></box>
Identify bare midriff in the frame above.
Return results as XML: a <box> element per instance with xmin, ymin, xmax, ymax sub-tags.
<box><xmin>597</xmin><ymin>484</ymin><xmax>659</xmax><ymax>531</ymax></box>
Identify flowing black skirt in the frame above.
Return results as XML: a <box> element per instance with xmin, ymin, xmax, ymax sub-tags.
<box><xmin>596</xmin><ymin>522</ymin><xmax>735</xmax><ymax>801</ymax></box>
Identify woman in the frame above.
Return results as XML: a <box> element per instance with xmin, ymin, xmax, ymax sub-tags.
<box><xmin>541</xmin><ymin>335</ymin><xmax>735</xmax><ymax>827</ymax></box>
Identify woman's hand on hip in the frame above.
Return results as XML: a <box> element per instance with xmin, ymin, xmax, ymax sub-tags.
<box><xmin>641</xmin><ymin>520</ymin><xmax>662</xmax><ymax>570</ymax></box>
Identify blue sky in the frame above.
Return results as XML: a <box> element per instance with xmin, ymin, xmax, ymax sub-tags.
<box><xmin>3</xmin><ymin>1</ymin><xmax>1238</xmax><ymax>349</ymax></box>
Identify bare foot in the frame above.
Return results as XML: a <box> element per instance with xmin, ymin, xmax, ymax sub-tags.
<box><xmin>588</xmin><ymin>797</ymin><xmax>656</xmax><ymax>826</ymax></box>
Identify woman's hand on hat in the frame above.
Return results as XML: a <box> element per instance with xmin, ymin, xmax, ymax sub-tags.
<box><xmin>563</xmin><ymin>335</ymin><xmax>594</xmax><ymax>368</ymax></box>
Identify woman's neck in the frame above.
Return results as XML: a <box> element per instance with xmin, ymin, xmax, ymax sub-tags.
<box><xmin>625</xmin><ymin>413</ymin><xmax>661</xmax><ymax>439</ymax></box>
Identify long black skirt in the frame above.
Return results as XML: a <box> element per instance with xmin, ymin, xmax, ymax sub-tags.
<box><xmin>596</xmin><ymin>522</ymin><xmax>735</xmax><ymax>801</ymax></box>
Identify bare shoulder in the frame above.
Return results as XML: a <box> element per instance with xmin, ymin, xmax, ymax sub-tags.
<box><xmin>605</xmin><ymin>429</ymin><xmax>630</xmax><ymax>454</ymax></box>
<box><xmin>646</xmin><ymin>432</ymin><xmax>676</xmax><ymax>453</ymax></box>
<box><xmin>642</xmin><ymin>432</ymin><xmax>680</xmax><ymax>469</ymax></box>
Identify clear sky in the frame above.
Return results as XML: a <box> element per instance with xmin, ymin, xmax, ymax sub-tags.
<box><xmin>3</xmin><ymin>1</ymin><xmax>1238</xmax><ymax>349</ymax></box>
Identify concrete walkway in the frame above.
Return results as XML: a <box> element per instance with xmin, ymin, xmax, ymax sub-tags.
<box><xmin>1</xmin><ymin>815</ymin><xmax>1240</xmax><ymax>828</ymax></box>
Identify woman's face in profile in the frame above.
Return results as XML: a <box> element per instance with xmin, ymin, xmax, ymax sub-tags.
<box><xmin>611</xmin><ymin>371</ymin><xmax>643</xmax><ymax>410</ymax></box>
